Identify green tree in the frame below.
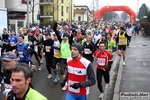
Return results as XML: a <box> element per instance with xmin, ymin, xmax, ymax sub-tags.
<box><xmin>138</xmin><ymin>3</ymin><xmax>148</xmax><ymax>19</ymax></box>
<box><xmin>120</xmin><ymin>11</ymin><xmax>128</xmax><ymax>21</ymax></box>
<box><xmin>103</xmin><ymin>12</ymin><xmax>118</xmax><ymax>21</ymax></box>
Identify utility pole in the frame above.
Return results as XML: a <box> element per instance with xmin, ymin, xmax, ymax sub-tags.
<box><xmin>27</xmin><ymin>0</ymin><xmax>29</xmax><ymax>28</ymax></box>
<box><xmin>32</xmin><ymin>0</ymin><xmax>35</xmax><ymax>25</ymax></box>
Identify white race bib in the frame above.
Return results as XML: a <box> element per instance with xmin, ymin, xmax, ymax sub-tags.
<box><xmin>3</xmin><ymin>83</ymin><xmax>12</xmax><ymax>96</ymax></box>
<box><xmin>19</xmin><ymin>52</ymin><xmax>24</xmax><ymax>57</ymax></box>
<box><xmin>10</xmin><ymin>42</ymin><xmax>15</xmax><ymax>46</ymax></box>
<box><xmin>119</xmin><ymin>40</ymin><xmax>124</xmax><ymax>44</ymax></box>
<box><xmin>29</xmin><ymin>41</ymin><xmax>32</xmax><ymax>45</ymax></box>
<box><xmin>34</xmin><ymin>46</ymin><xmax>38</xmax><ymax>52</ymax></box>
<box><xmin>84</xmin><ymin>48</ymin><xmax>91</xmax><ymax>54</ymax></box>
<box><xmin>68</xmin><ymin>80</ymin><xmax>80</xmax><ymax>93</ymax></box>
<box><xmin>54</xmin><ymin>49</ymin><xmax>59</xmax><ymax>54</ymax></box>
<box><xmin>46</xmin><ymin>46</ymin><xmax>51</xmax><ymax>52</ymax></box>
<box><xmin>97</xmin><ymin>58</ymin><xmax>105</xmax><ymax>66</ymax></box>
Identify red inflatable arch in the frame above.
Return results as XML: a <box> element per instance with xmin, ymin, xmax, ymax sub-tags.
<box><xmin>96</xmin><ymin>6</ymin><xmax>136</xmax><ymax>22</ymax></box>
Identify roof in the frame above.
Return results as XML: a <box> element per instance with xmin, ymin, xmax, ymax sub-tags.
<box><xmin>74</xmin><ymin>9</ymin><xmax>87</xmax><ymax>13</ymax></box>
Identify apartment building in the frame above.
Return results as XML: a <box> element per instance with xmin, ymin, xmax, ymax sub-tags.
<box><xmin>74</xmin><ymin>5</ymin><xmax>92</xmax><ymax>22</ymax></box>
<box><xmin>40</xmin><ymin>0</ymin><xmax>74</xmax><ymax>24</ymax></box>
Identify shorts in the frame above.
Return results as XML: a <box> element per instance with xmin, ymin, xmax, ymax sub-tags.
<box><xmin>66</xmin><ymin>92</ymin><xmax>87</xmax><ymax>100</ymax></box>
<box><xmin>118</xmin><ymin>45</ymin><xmax>126</xmax><ymax>51</ymax></box>
<box><xmin>60</xmin><ymin>58</ymin><xmax>67</xmax><ymax>75</ymax></box>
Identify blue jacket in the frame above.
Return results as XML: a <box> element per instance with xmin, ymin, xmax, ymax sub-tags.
<box><xmin>8</xmin><ymin>35</ymin><xmax>18</xmax><ymax>46</ymax></box>
<box><xmin>17</xmin><ymin>43</ymin><xmax>32</xmax><ymax>62</ymax></box>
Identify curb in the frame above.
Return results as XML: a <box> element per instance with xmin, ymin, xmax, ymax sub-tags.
<box><xmin>104</xmin><ymin>55</ymin><xmax>120</xmax><ymax>100</ymax></box>
<box><xmin>112</xmin><ymin>59</ymin><xmax>123</xmax><ymax>100</ymax></box>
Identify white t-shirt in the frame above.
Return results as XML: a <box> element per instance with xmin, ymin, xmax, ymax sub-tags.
<box><xmin>94</xmin><ymin>34</ymin><xmax>102</xmax><ymax>44</ymax></box>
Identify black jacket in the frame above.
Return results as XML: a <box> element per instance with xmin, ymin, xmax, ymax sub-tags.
<box><xmin>43</xmin><ymin>39</ymin><xmax>54</xmax><ymax>56</ymax></box>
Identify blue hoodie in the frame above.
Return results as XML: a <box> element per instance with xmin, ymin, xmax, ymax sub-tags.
<box><xmin>17</xmin><ymin>43</ymin><xmax>31</xmax><ymax>62</ymax></box>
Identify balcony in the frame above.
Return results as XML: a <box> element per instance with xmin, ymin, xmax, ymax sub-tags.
<box><xmin>40</xmin><ymin>0</ymin><xmax>53</xmax><ymax>5</ymax></box>
<box><xmin>40</xmin><ymin>12</ymin><xmax>53</xmax><ymax>18</ymax></box>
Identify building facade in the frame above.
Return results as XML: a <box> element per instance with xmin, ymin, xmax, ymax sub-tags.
<box><xmin>74</xmin><ymin>5</ymin><xmax>92</xmax><ymax>22</ymax></box>
<box><xmin>40</xmin><ymin>0</ymin><xmax>74</xmax><ymax>24</ymax></box>
<box><xmin>0</xmin><ymin>0</ymin><xmax>5</xmax><ymax>8</ymax></box>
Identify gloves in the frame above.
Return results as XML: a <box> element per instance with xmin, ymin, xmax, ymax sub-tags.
<box><xmin>60</xmin><ymin>81</ymin><xmax>66</xmax><ymax>88</ymax></box>
<box><xmin>71</xmin><ymin>83</ymin><xmax>81</xmax><ymax>89</ymax></box>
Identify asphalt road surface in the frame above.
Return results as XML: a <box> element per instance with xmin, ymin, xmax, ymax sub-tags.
<box><xmin>0</xmin><ymin>56</ymin><xmax>107</xmax><ymax>100</ymax></box>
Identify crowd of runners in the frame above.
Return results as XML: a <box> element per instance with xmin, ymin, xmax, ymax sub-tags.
<box><xmin>0</xmin><ymin>21</ymin><xmax>140</xmax><ymax>100</ymax></box>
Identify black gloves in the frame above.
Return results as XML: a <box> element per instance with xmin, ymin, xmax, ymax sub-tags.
<box><xmin>60</xmin><ymin>81</ymin><xmax>66</xmax><ymax>88</ymax></box>
<box><xmin>71</xmin><ymin>83</ymin><xmax>81</xmax><ymax>89</ymax></box>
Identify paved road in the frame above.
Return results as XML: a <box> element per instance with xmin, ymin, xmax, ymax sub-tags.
<box><xmin>119</xmin><ymin>34</ymin><xmax>150</xmax><ymax>99</ymax></box>
<box><xmin>0</xmin><ymin>56</ymin><xmax>108</xmax><ymax>100</ymax></box>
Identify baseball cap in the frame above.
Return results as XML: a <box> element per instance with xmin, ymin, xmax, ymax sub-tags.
<box><xmin>3</xmin><ymin>52</ymin><xmax>18</xmax><ymax>61</ymax></box>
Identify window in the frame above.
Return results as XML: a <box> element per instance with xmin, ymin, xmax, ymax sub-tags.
<box><xmin>66</xmin><ymin>7</ymin><xmax>69</xmax><ymax>13</ymax></box>
<box><xmin>22</xmin><ymin>0</ymin><xmax>26</xmax><ymax>3</ymax></box>
<box><xmin>22</xmin><ymin>0</ymin><xmax>31</xmax><ymax>4</ymax></box>
<box><xmin>61</xmin><ymin>19</ymin><xmax>63</xmax><ymax>21</ymax></box>
<box><xmin>78</xmin><ymin>16</ymin><xmax>81</xmax><ymax>21</ymax></box>
<box><xmin>61</xmin><ymin>6</ymin><xmax>64</xmax><ymax>16</ymax></box>
<box><xmin>61</xmin><ymin>0</ymin><xmax>64</xmax><ymax>3</ymax></box>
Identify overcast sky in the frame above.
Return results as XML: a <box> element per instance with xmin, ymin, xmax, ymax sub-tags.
<box><xmin>74</xmin><ymin>0</ymin><xmax>150</xmax><ymax>13</ymax></box>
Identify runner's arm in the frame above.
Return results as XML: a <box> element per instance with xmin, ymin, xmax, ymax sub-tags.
<box><xmin>53</xmin><ymin>23</ymin><xmax>62</xmax><ymax>43</ymax></box>
<box><xmin>80</xmin><ymin>63</ymin><xmax>96</xmax><ymax>87</ymax></box>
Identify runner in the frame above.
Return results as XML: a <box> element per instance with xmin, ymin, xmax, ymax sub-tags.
<box><xmin>60</xmin><ymin>43</ymin><xmax>96</xmax><ymax>100</ymax></box>
<box><xmin>53</xmin><ymin>23</ymin><xmax>73</xmax><ymax>90</ymax></box>
<box><xmin>93</xmin><ymin>41</ymin><xmax>113</xmax><ymax>99</ymax></box>
<box><xmin>83</xmin><ymin>35</ymin><xmax>96</xmax><ymax>62</ymax></box>
<box><xmin>6</xmin><ymin>63</ymin><xmax>48</xmax><ymax>100</ymax></box>
<box><xmin>106</xmin><ymin>32</ymin><xmax>116</xmax><ymax>58</ymax></box>
<box><xmin>116</xmin><ymin>27</ymin><xmax>129</xmax><ymax>66</ymax></box>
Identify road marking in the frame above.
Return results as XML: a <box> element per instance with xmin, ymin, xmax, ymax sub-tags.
<box><xmin>143</xmin><ymin>62</ymin><xmax>145</xmax><ymax>66</ymax></box>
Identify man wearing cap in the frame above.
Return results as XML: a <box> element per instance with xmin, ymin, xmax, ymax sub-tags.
<box><xmin>60</xmin><ymin>43</ymin><xmax>96</xmax><ymax>100</ymax></box>
<box><xmin>116</xmin><ymin>27</ymin><xmax>129</xmax><ymax>66</ymax></box>
<box><xmin>1</xmin><ymin>52</ymin><xmax>18</xmax><ymax>97</ymax></box>
<box><xmin>1</xmin><ymin>52</ymin><xmax>34</xmax><ymax>98</ymax></box>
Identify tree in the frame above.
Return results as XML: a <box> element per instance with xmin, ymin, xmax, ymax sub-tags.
<box><xmin>120</xmin><ymin>11</ymin><xmax>128</xmax><ymax>21</ymax></box>
<box><xmin>103</xmin><ymin>11</ymin><xmax>119</xmax><ymax>21</ymax></box>
<box><xmin>138</xmin><ymin>3</ymin><xmax>148</xmax><ymax>19</ymax></box>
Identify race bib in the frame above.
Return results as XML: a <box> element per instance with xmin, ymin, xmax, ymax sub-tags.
<box><xmin>119</xmin><ymin>40</ymin><xmax>124</xmax><ymax>44</ymax></box>
<box><xmin>34</xmin><ymin>46</ymin><xmax>38</xmax><ymax>52</ymax></box>
<box><xmin>84</xmin><ymin>48</ymin><xmax>91</xmax><ymax>54</ymax></box>
<box><xmin>97</xmin><ymin>58</ymin><xmax>105</xmax><ymax>66</ymax></box>
<box><xmin>3</xmin><ymin>83</ymin><xmax>12</xmax><ymax>96</ymax></box>
<box><xmin>46</xmin><ymin>46</ymin><xmax>51</xmax><ymax>52</ymax></box>
<box><xmin>68</xmin><ymin>80</ymin><xmax>80</xmax><ymax>93</ymax></box>
<box><xmin>106</xmin><ymin>29</ymin><xmax>109</xmax><ymax>33</ymax></box>
<box><xmin>10</xmin><ymin>42</ymin><xmax>15</xmax><ymax>46</ymax></box>
<box><xmin>29</xmin><ymin>41</ymin><xmax>32</xmax><ymax>45</ymax></box>
<box><xmin>54</xmin><ymin>49</ymin><xmax>59</xmax><ymax>54</ymax></box>
<box><xmin>24</xmin><ymin>38</ymin><xmax>28</xmax><ymax>43</ymax></box>
<box><xmin>19</xmin><ymin>52</ymin><xmax>24</xmax><ymax>57</ymax></box>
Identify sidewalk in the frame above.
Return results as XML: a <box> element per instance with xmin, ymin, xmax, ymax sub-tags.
<box><xmin>114</xmin><ymin>33</ymin><xmax>150</xmax><ymax>100</ymax></box>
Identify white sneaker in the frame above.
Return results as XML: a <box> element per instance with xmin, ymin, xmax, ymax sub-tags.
<box><xmin>99</xmin><ymin>93</ymin><xmax>104</xmax><ymax>99</ymax></box>
<box><xmin>123</xmin><ymin>61</ymin><xmax>126</xmax><ymax>66</ymax></box>
<box><xmin>38</xmin><ymin>65</ymin><xmax>42</xmax><ymax>71</ymax></box>
<box><xmin>105</xmin><ymin>84</ymin><xmax>109</xmax><ymax>90</ymax></box>
<box><xmin>40</xmin><ymin>58</ymin><xmax>43</xmax><ymax>63</ymax></box>
<box><xmin>62</xmin><ymin>82</ymin><xmax>67</xmax><ymax>91</ymax></box>
<box><xmin>118</xmin><ymin>56</ymin><xmax>121</xmax><ymax>61</ymax></box>
<box><xmin>47</xmin><ymin>74</ymin><xmax>53</xmax><ymax>79</ymax></box>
